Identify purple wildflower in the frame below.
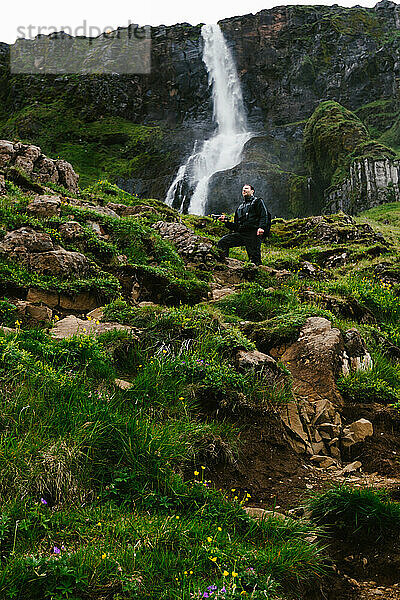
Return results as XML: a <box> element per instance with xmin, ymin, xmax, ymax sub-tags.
<box><xmin>53</xmin><ymin>546</ymin><xmax>61</xmax><ymax>554</ymax></box>
<box><xmin>40</xmin><ymin>498</ymin><xmax>47</xmax><ymax>505</ymax></box>
<box><xmin>221</xmin><ymin>588</ymin><xmax>226</xmax><ymax>593</ymax></box>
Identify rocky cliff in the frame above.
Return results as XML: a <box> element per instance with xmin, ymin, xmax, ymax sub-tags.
<box><xmin>1</xmin><ymin>1</ymin><xmax>400</xmax><ymax>215</ymax></box>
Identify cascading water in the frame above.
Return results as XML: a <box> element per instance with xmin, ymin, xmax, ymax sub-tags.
<box><xmin>165</xmin><ymin>24</ymin><xmax>253</xmax><ymax>215</ymax></box>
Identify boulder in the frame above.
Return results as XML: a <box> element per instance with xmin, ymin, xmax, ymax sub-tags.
<box><xmin>80</xmin><ymin>204</ymin><xmax>120</xmax><ymax>219</ymax></box>
<box><xmin>50</xmin><ymin>315</ymin><xmax>136</xmax><ymax>340</ymax></box>
<box><xmin>235</xmin><ymin>349</ymin><xmax>279</xmax><ymax>377</ymax></box>
<box><xmin>152</xmin><ymin>221</ymin><xmax>215</xmax><ymax>262</ymax></box>
<box><xmin>26</xmin><ymin>195</ymin><xmax>61</xmax><ymax>218</ymax></box>
<box><xmin>281</xmin><ymin>317</ymin><xmax>345</xmax><ymax>406</ymax></box>
<box><xmin>59</xmin><ymin>221</ymin><xmax>85</xmax><ymax>241</ymax></box>
<box><xmin>27</xmin><ymin>288</ymin><xmax>59</xmax><ymax>307</ymax></box>
<box><xmin>0</xmin><ymin>227</ymin><xmax>54</xmax><ymax>253</ymax></box>
<box><xmin>15</xmin><ymin>300</ymin><xmax>52</xmax><ymax>322</ymax></box>
<box><xmin>0</xmin><ymin>140</ymin><xmax>79</xmax><ymax>193</ymax></box>
<box><xmin>342</xmin><ymin>419</ymin><xmax>373</xmax><ymax>447</ymax></box>
<box><xmin>27</xmin><ymin>249</ymin><xmax>91</xmax><ymax>277</ymax></box>
<box><xmin>59</xmin><ymin>292</ymin><xmax>98</xmax><ymax>311</ymax></box>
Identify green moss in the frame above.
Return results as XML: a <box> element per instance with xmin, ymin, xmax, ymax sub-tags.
<box><xmin>0</xmin><ymin>104</ymin><xmax>171</xmax><ymax>189</ymax></box>
<box><xmin>288</xmin><ymin>174</ymin><xmax>310</xmax><ymax>218</ymax></box>
<box><xmin>330</xmin><ymin>8</ymin><xmax>383</xmax><ymax>40</ymax></box>
<box><xmin>4</xmin><ymin>166</ymin><xmax>45</xmax><ymax>194</ymax></box>
<box><xmin>303</xmin><ymin>100</ymin><xmax>396</xmax><ymax>199</ymax></box>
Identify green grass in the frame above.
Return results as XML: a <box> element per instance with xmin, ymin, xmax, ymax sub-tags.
<box><xmin>307</xmin><ymin>485</ymin><xmax>400</xmax><ymax>542</ymax></box>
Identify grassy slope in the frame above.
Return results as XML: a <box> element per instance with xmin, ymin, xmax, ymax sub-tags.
<box><xmin>1</xmin><ymin>180</ymin><xmax>400</xmax><ymax>598</ymax></box>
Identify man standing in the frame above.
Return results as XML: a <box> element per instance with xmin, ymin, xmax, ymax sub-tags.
<box><xmin>217</xmin><ymin>184</ymin><xmax>269</xmax><ymax>266</ymax></box>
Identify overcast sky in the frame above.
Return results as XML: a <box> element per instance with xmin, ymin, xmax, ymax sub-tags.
<box><xmin>2</xmin><ymin>0</ymin><xmax>383</xmax><ymax>44</ymax></box>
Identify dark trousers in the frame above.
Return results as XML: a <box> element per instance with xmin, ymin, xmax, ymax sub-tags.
<box><xmin>217</xmin><ymin>231</ymin><xmax>262</xmax><ymax>265</ymax></box>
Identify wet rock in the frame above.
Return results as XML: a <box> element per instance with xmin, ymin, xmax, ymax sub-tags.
<box><xmin>26</xmin><ymin>195</ymin><xmax>61</xmax><ymax>218</ymax></box>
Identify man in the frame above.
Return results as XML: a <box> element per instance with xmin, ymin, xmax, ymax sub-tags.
<box><xmin>217</xmin><ymin>184</ymin><xmax>268</xmax><ymax>266</ymax></box>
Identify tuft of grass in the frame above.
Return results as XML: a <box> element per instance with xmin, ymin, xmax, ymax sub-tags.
<box><xmin>307</xmin><ymin>485</ymin><xmax>400</xmax><ymax>542</ymax></box>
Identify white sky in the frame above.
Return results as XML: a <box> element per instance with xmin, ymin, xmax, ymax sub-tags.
<box><xmin>3</xmin><ymin>0</ymin><xmax>383</xmax><ymax>45</ymax></box>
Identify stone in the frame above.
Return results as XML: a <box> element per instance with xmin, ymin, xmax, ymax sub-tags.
<box><xmin>0</xmin><ymin>227</ymin><xmax>54</xmax><ymax>253</ymax></box>
<box><xmin>311</xmin><ymin>441</ymin><xmax>326</xmax><ymax>455</ymax></box>
<box><xmin>310</xmin><ymin>455</ymin><xmax>336</xmax><ymax>468</ymax></box>
<box><xmin>59</xmin><ymin>293</ymin><xmax>98</xmax><ymax>311</ymax></box>
<box><xmin>114</xmin><ymin>378</ymin><xmax>133</xmax><ymax>390</ymax></box>
<box><xmin>81</xmin><ymin>204</ymin><xmax>120</xmax><ymax>219</ymax></box>
<box><xmin>59</xmin><ymin>221</ymin><xmax>85</xmax><ymax>240</ymax></box>
<box><xmin>0</xmin><ymin>140</ymin><xmax>79</xmax><ymax>192</ymax></box>
<box><xmin>342</xmin><ymin>419</ymin><xmax>373</xmax><ymax>445</ymax></box>
<box><xmin>27</xmin><ymin>288</ymin><xmax>59</xmax><ymax>308</ymax></box>
<box><xmin>15</xmin><ymin>300</ymin><xmax>52</xmax><ymax>322</ymax></box>
<box><xmin>211</xmin><ymin>287</ymin><xmax>236</xmax><ymax>301</ymax></box>
<box><xmin>152</xmin><ymin>221</ymin><xmax>215</xmax><ymax>262</ymax></box>
<box><xmin>281</xmin><ymin>317</ymin><xmax>345</xmax><ymax>405</ymax></box>
<box><xmin>235</xmin><ymin>349</ymin><xmax>279</xmax><ymax>377</ymax></box>
<box><xmin>318</xmin><ymin>422</ymin><xmax>340</xmax><ymax>438</ymax></box>
<box><xmin>341</xmin><ymin>460</ymin><xmax>362</xmax><ymax>474</ymax></box>
<box><xmin>27</xmin><ymin>249</ymin><xmax>91</xmax><ymax>277</ymax></box>
<box><xmin>86</xmin><ymin>307</ymin><xmax>105</xmax><ymax>321</ymax></box>
<box><xmin>280</xmin><ymin>400</ymin><xmax>313</xmax><ymax>454</ymax></box>
<box><xmin>137</xmin><ymin>301</ymin><xmax>159</xmax><ymax>308</ymax></box>
<box><xmin>50</xmin><ymin>315</ymin><xmax>136</xmax><ymax>340</ymax></box>
<box><xmin>122</xmin><ymin>204</ymin><xmax>158</xmax><ymax>216</ymax></box>
<box><xmin>244</xmin><ymin>507</ymin><xmax>287</xmax><ymax>521</ymax></box>
<box><xmin>26</xmin><ymin>195</ymin><xmax>61</xmax><ymax>217</ymax></box>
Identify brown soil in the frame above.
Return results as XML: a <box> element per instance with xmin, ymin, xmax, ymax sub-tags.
<box><xmin>204</xmin><ymin>401</ymin><xmax>400</xmax><ymax>600</ymax></box>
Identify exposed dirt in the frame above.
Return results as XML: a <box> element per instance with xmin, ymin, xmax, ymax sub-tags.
<box><xmin>205</xmin><ymin>401</ymin><xmax>400</xmax><ymax>600</ymax></box>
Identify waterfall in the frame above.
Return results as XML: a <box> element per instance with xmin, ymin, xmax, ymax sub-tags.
<box><xmin>165</xmin><ymin>24</ymin><xmax>253</xmax><ymax>215</ymax></box>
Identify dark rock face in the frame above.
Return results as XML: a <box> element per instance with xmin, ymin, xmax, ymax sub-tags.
<box><xmin>2</xmin><ymin>2</ymin><xmax>400</xmax><ymax>215</ymax></box>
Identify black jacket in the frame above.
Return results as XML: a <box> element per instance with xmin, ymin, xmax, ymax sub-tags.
<box><xmin>225</xmin><ymin>195</ymin><xmax>269</xmax><ymax>234</ymax></box>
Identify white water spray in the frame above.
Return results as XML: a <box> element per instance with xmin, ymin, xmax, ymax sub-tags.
<box><xmin>165</xmin><ymin>24</ymin><xmax>253</xmax><ymax>215</ymax></box>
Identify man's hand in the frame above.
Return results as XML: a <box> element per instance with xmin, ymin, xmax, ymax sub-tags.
<box><xmin>257</xmin><ymin>228</ymin><xmax>264</xmax><ymax>236</ymax></box>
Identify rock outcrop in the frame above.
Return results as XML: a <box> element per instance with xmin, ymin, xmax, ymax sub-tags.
<box><xmin>50</xmin><ymin>315</ymin><xmax>137</xmax><ymax>340</ymax></box>
<box><xmin>0</xmin><ymin>227</ymin><xmax>92</xmax><ymax>277</ymax></box>
<box><xmin>0</xmin><ymin>140</ymin><xmax>79</xmax><ymax>193</ymax></box>
<box><xmin>279</xmin><ymin>317</ymin><xmax>373</xmax><ymax>462</ymax></box>
<box><xmin>152</xmin><ymin>221</ymin><xmax>217</xmax><ymax>262</ymax></box>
